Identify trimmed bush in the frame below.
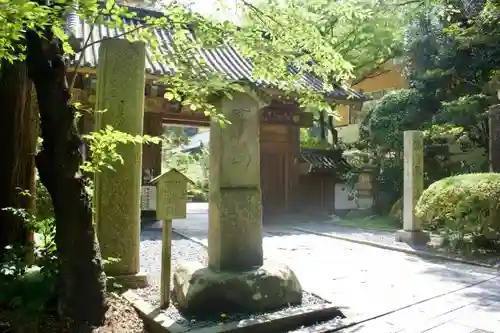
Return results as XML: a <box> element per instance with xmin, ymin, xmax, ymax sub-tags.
<box><xmin>415</xmin><ymin>173</ymin><xmax>500</xmax><ymax>250</ymax></box>
<box><xmin>389</xmin><ymin>197</ymin><xmax>403</xmax><ymax>226</ymax></box>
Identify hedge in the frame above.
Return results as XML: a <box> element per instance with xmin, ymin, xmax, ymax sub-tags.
<box><xmin>415</xmin><ymin>173</ymin><xmax>500</xmax><ymax>249</ymax></box>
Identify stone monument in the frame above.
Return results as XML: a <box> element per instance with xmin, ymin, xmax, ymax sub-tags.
<box><xmin>395</xmin><ymin>130</ymin><xmax>430</xmax><ymax>245</ymax></box>
<box><xmin>172</xmin><ymin>89</ymin><xmax>302</xmax><ymax>314</ymax></box>
<box><xmin>489</xmin><ymin>104</ymin><xmax>500</xmax><ymax>172</ymax></box>
<box><xmin>93</xmin><ymin>38</ymin><xmax>148</xmax><ymax>287</ymax></box>
<box><xmin>487</xmin><ymin>104</ymin><xmax>500</xmax><ymax>239</ymax></box>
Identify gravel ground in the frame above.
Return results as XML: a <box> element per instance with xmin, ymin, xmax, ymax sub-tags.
<box><xmin>136</xmin><ymin>230</ymin><xmax>208</xmax><ymax>306</ymax></box>
<box><xmin>134</xmin><ymin>229</ymin><xmax>340</xmax><ymax>331</ymax></box>
<box><xmin>286</xmin><ymin>316</ymin><xmax>346</xmax><ymax>333</ymax></box>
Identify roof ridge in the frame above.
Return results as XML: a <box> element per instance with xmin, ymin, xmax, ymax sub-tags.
<box><xmin>67</xmin><ymin>7</ymin><xmax>365</xmax><ymax>101</ymax></box>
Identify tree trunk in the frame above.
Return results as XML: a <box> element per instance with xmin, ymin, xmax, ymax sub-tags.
<box><xmin>25</xmin><ymin>27</ymin><xmax>106</xmax><ymax>330</ymax></box>
<box><xmin>0</xmin><ymin>61</ymin><xmax>36</xmax><ymax>262</ymax></box>
<box><xmin>327</xmin><ymin>115</ymin><xmax>338</xmax><ymax>146</ymax></box>
<box><xmin>319</xmin><ymin>110</ymin><xmax>327</xmax><ymax>141</ymax></box>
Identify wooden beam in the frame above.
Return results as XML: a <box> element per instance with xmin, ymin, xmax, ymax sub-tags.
<box><xmin>162</xmin><ymin>113</ymin><xmax>210</xmax><ymax>127</ymax></box>
<box><xmin>71</xmin><ymin>88</ymin><xmax>313</xmax><ymax>127</ymax></box>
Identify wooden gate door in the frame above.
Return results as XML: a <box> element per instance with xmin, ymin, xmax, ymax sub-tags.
<box><xmin>260</xmin><ymin>151</ymin><xmax>287</xmax><ymax>218</ymax></box>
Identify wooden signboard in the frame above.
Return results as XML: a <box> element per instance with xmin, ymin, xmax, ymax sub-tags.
<box><xmin>149</xmin><ymin>168</ymin><xmax>194</xmax><ymax>309</ymax></box>
<box><xmin>261</xmin><ymin>107</ymin><xmax>313</xmax><ymax>127</ymax></box>
<box><xmin>140</xmin><ymin>185</ymin><xmax>156</xmax><ymax>211</ymax></box>
<box><xmin>150</xmin><ymin>168</ymin><xmax>194</xmax><ymax>220</ymax></box>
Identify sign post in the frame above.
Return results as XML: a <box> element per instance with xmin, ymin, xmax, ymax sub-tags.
<box><xmin>150</xmin><ymin>168</ymin><xmax>194</xmax><ymax>309</ymax></box>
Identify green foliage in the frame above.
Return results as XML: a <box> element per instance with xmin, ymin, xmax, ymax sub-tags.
<box><xmin>360</xmin><ymin>86</ymin><xmax>490</xmax><ymax>213</ymax></box>
<box><xmin>35</xmin><ymin>173</ymin><xmax>54</xmax><ymax>222</ymax></box>
<box><xmin>389</xmin><ymin>197</ymin><xmax>403</xmax><ymax>225</ymax></box>
<box><xmin>189</xmin><ymin>147</ymin><xmax>210</xmax><ymax>201</ymax></box>
<box><xmin>0</xmin><ymin>207</ymin><xmax>58</xmax><ymax>323</ymax></box>
<box><xmin>299</xmin><ymin>128</ymin><xmax>331</xmax><ymax>149</ymax></box>
<box><xmin>0</xmin><ymin>0</ymin><xmax>54</xmax><ymax>63</ymax></box>
<box><xmin>81</xmin><ymin>124</ymin><xmax>160</xmax><ymax>173</ymax></box>
<box><xmin>161</xmin><ymin>132</ymin><xmax>209</xmax><ymax>201</ymax></box>
<box><xmin>358</xmin><ymin>0</ymin><xmax>498</xmax><ymax>211</ymax></box>
<box><xmin>248</xmin><ymin>0</ymin><xmax>414</xmax><ymax>84</ymax></box>
<box><xmin>362</xmin><ymin>89</ymin><xmax>426</xmax><ymax>152</ymax></box>
<box><xmin>416</xmin><ymin>173</ymin><xmax>500</xmax><ymax>251</ymax></box>
<box><xmin>401</xmin><ymin>0</ymin><xmax>499</xmax><ymax>149</ymax></box>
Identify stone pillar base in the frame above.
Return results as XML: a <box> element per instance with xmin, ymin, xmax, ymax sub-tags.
<box><xmin>395</xmin><ymin>230</ymin><xmax>430</xmax><ymax>246</ymax></box>
<box><xmin>110</xmin><ymin>272</ymin><xmax>149</xmax><ymax>289</ymax></box>
<box><xmin>172</xmin><ymin>261</ymin><xmax>302</xmax><ymax>315</ymax></box>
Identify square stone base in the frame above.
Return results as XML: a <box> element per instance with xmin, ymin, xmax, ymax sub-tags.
<box><xmin>110</xmin><ymin>272</ymin><xmax>149</xmax><ymax>289</ymax></box>
<box><xmin>395</xmin><ymin>230</ymin><xmax>430</xmax><ymax>246</ymax></box>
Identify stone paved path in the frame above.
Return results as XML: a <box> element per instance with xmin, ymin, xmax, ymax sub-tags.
<box><xmin>160</xmin><ymin>203</ymin><xmax>500</xmax><ymax>332</ymax></box>
<box><xmin>292</xmin><ymin>221</ymin><xmax>500</xmax><ymax>268</ymax></box>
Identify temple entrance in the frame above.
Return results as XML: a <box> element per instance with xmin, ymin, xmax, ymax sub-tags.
<box><xmin>261</xmin><ymin>151</ymin><xmax>287</xmax><ymax>217</ymax></box>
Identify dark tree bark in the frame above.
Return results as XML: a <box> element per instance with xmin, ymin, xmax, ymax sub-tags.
<box><xmin>25</xmin><ymin>25</ymin><xmax>107</xmax><ymax>330</ymax></box>
<box><xmin>327</xmin><ymin>115</ymin><xmax>338</xmax><ymax>146</ymax></box>
<box><xmin>319</xmin><ymin>110</ymin><xmax>327</xmax><ymax>141</ymax></box>
<box><xmin>0</xmin><ymin>61</ymin><xmax>36</xmax><ymax>261</ymax></box>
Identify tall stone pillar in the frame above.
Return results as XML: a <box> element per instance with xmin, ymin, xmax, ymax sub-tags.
<box><xmin>93</xmin><ymin>38</ymin><xmax>148</xmax><ymax>287</ymax></box>
<box><xmin>487</xmin><ymin>105</ymin><xmax>500</xmax><ymax>239</ymax></box>
<box><xmin>395</xmin><ymin>130</ymin><xmax>430</xmax><ymax>245</ymax></box>
<box><xmin>489</xmin><ymin>104</ymin><xmax>500</xmax><ymax>172</ymax></box>
<box><xmin>207</xmin><ymin>92</ymin><xmax>264</xmax><ymax>271</ymax></box>
<box><xmin>172</xmin><ymin>89</ymin><xmax>302</xmax><ymax>315</ymax></box>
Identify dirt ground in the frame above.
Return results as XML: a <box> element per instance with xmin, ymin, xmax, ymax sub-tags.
<box><xmin>0</xmin><ymin>294</ymin><xmax>147</xmax><ymax>333</ymax></box>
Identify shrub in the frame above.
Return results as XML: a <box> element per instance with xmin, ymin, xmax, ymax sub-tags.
<box><xmin>389</xmin><ymin>197</ymin><xmax>403</xmax><ymax>226</ymax></box>
<box><xmin>415</xmin><ymin>173</ymin><xmax>500</xmax><ymax>251</ymax></box>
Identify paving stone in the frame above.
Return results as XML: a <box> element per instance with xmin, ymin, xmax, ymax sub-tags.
<box><xmin>452</xmin><ymin>309</ymin><xmax>500</xmax><ymax>332</ymax></box>
<box><xmin>395</xmin><ymin>297</ymin><xmax>498</xmax><ymax>333</ymax></box>
<box><xmin>338</xmin><ymin>320</ymin><xmax>398</xmax><ymax>333</ymax></box>
<box><xmin>424</xmin><ymin>322</ymin><xmax>476</xmax><ymax>332</ymax></box>
<box><xmin>170</xmin><ymin>206</ymin><xmax>500</xmax><ymax>332</ymax></box>
<box><xmin>413</xmin><ymin>292</ymin><xmax>490</xmax><ymax>319</ymax></box>
<box><xmin>383</xmin><ymin>306</ymin><xmax>430</xmax><ymax>328</ymax></box>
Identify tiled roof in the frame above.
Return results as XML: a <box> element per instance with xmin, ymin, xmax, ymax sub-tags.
<box><xmin>65</xmin><ymin>6</ymin><xmax>364</xmax><ymax>101</ymax></box>
<box><xmin>300</xmin><ymin>148</ymin><xmax>350</xmax><ymax>171</ymax></box>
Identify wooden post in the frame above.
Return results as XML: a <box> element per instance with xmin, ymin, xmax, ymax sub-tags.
<box><xmin>150</xmin><ymin>168</ymin><xmax>193</xmax><ymax>309</ymax></box>
<box><xmin>161</xmin><ymin>219</ymin><xmax>172</xmax><ymax>308</ymax></box>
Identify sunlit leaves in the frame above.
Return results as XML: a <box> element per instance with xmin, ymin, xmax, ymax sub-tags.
<box><xmin>246</xmin><ymin>0</ymin><xmax>416</xmax><ymax>85</ymax></box>
<box><xmin>81</xmin><ymin>124</ymin><xmax>160</xmax><ymax>173</ymax></box>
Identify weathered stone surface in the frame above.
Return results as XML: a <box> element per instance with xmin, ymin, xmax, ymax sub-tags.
<box><xmin>93</xmin><ymin>38</ymin><xmax>147</xmax><ymax>281</ymax></box>
<box><xmin>172</xmin><ymin>260</ymin><xmax>303</xmax><ymax>315</ymax></box>
<box><xmin>489</xmin><ymin>104</ymin><xmax>500</xmax><ymax>172</ymax></box>
<box><xmin>112</xmin><ymin>273</ymin><xmax>149</xmax><ymax>289</ymax></box>
<box><xmin>402</xmin><ymin>130</ymin><xmax>424</xmax><ymax>232</ymax></box>
<box><xmin>208</xmin><ymin>90</ymin><xmax>267</xmax><ymax>272</ymax></box>
<box><xmin>397</xmin><ymin>130</ymin><xmax>429</xmax><ymax>246</ymax></box>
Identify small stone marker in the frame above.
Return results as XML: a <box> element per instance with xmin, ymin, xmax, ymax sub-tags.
<box><xmin>150</xmin><ymin>168</ymin><xmax>194</xmax><ymax>309</ymax></box>
<box><xmin>395</xmin><ymin>130</ymin><xmax>430</xmax><ymax>245</ymax></box>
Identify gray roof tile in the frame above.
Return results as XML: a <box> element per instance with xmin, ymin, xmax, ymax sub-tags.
<box><xmin>66</xmin><ymin>6</ymin><xmax>364</xmax><ymax>100</ymax></box>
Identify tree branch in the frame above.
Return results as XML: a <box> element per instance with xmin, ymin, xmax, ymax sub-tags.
<box><xmin>351</xmin><ymin>54</ymin><xmax>398</xmax><ymax>85</ymax></box>
<box><xmin>69</xmin><ymin>4</ymin><xmax>111</xmax><ymax>90</ymax></box>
